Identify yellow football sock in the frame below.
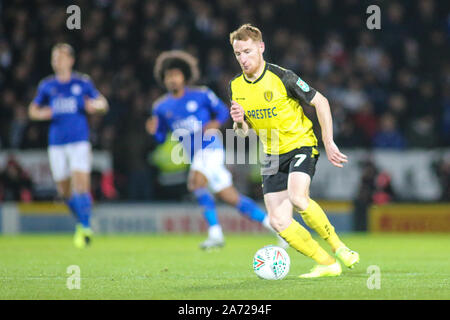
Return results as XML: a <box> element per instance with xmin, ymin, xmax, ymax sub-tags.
<box><xmin>297</xmin><ymin>199</ymin><xmax>345</xmax><ymax>252</ymax></box>
<box><xmin>279</xmin><ymin>219</ymin><xmax>335</xmax><ymax>265</ymax></box>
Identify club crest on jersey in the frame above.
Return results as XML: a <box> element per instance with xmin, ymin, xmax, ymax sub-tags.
<box><xmin>186</xmin><ymin>100</ymin><xmax>198</xmax><ymax>112</ymax></box>
<box><xmin>296</xmin><ymin>78</ymin><xmax>310</xmax><ymax>92</ymax></box>
<box><xmin>71</xmin><ymin>84</ymin><xmax>82</xmax><ymax>95</ymax></box>
<box><xmin>264</xmin><ymin>90</ymin><xmax>273</xmax><ymax>102</ymax></box>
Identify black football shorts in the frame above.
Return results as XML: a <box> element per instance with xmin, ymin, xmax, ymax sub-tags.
<box><xmin>261</xmin><ymin>146</ymin><xmax>319</xmax><ymax>194</ymax></box>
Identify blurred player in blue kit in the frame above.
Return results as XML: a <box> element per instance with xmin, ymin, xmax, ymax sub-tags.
<box><xmin>29</xmin><ymin>43</ymin><xmax>108</xmax><ymax>248</ymax></box>
<box><xmin>146</xmin><ymin>50</ymin><xmax>283</xmax><ymax>250</ymax></box>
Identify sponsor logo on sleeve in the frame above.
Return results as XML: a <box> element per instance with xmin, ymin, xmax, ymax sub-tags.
<box><xmin>296</xmin><ymin>78</ymin><xmax>310</xmax><ymax>92</ymax></box>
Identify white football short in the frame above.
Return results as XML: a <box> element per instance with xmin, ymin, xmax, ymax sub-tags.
<box><xmin>48</xmin><ymin>141</ymin><xmax>92</xmax><ymax>182</ymax></box>
<box><xmin>190</xmin><ymin>148</ymin><xmax>233</xmax><ymax>193</ymax></box>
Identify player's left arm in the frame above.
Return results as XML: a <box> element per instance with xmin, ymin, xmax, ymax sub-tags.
<box><xmin>83</xmin><ymin>77</ymin><xmax>109</xmax><ymax>114</ymax></box>
<box><xmin>29</xmin><ymin>80</ymin><xmax>52</xmax><ymax>121</ymax></box>
<box><xmin>85</xmin><ymin>94</ymin><xmax>108</xmax><ymax>115</ymax></box>
<box><xmin>284</xmin><ymin>70</ymin><xmax>347</xmax><ymax>168</ymax></box>
<box><xmin>310</xmin><ymin>91</ymin><xmax>348</xmax><ymax>168</ymax></box>
<box><xmin>203</xmin><ymin>89</ymin><xmax>229</xmax><ymax>131</ymax></box>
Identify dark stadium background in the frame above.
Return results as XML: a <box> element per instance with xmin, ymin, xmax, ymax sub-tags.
<box><xmin>0</xmin><ymin>0</ymin><xmax>449</xmax><ymax>210</ymax></box>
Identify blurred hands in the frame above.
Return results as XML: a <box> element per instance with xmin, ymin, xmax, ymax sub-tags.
<box><xmin>230</xmin><ymin>100</ymin><xmax>245</xmax><ymax>123</ymax></box>
<box><xmin>146</xmin><ymin>117</ymin><xmax>158</xmax><ymax>135</ymax></box>
<box><xmin>324</xmin><ymin>140</ymin><xmax>348</xmax><ymax>168</ymax></box>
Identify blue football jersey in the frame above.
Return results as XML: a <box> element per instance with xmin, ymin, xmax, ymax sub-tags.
<box><xmin>33</xmin><ymin>72</ymin><xmax>99</xmax><ymax>145</ymax></box>
<box><xmin>152</xmin><ymin>86</ymin><xmax>229</xmax><ymax>160</ymax></box>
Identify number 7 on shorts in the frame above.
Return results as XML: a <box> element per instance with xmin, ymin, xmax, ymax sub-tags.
<box><xmin>294</xmin><ymin>154</ymin><xmax>307</xmax><ymax>167</ymax></box>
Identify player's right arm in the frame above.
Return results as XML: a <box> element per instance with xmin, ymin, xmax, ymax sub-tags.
<box><xmin>28</xmin><ymin>80</ymin><xmax>52</xmax><ymax>121</ymax></box>
<box><xmin>28</xmin><ymin>102</ymin><xmax>52</xmax><ymax>121</ymax></box>
<box><xmin>145</xmin><ymin>103</ymin><xmax>168</xmax><ymax>144</ymax></box>
<box><xmin>230</xmin><ymin>100</ymin><xmax>249</xmax><ymax>138</ymax></box>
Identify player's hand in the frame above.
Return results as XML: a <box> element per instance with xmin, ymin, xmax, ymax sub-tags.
<box><xmin>28</xmin><ymin>103</ymin><xmax>52</xmax><ymax>121</ymax></box>
<box><xmin>230</xmin><ymin>100</ymin><xmax>245</xmax><ymax>123</ymax></box>
<box><xmin>324</xmin><ymin>140</ymin><xmax>348</xmax><ymax>168</ymax></box>
<box><xmin>85</xmin><ymin>97</ymin><xmax>107</xmax><ymax>114</ymax></box>
<box><xmin>146</xmin><ymin>117</ymin><xmax>158</xmax><ymax>135</ymax></box>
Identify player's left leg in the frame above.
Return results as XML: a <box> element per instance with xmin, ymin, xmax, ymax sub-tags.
<box><xmin>68</xmin><ymin>142</ymin><xmax>94</xmax><ymax>248</ymax></box>
<box><xmin>288</xmin><ymin>171</ymin><xmax>359</xmax><ymax>268</ymax></box>
<box><xmin>70</xmin><ymin>171</ymin><xmax>93</xmax><ymax>248</ymax></box>
<box><xmin>188</xmin><ymin>169</ymin><xmax>224</xmax><ymax>250</ymax></box>
<box><xmin>48</xmin><ymin>144</ymin><xmax>78</xmax><ymax>219</ymax></box>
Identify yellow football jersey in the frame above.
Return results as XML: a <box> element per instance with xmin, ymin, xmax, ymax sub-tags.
<box><xmin>229</xmin><ymin>62</ymin><xmax>318</xmax><ymax>154</ymax></box>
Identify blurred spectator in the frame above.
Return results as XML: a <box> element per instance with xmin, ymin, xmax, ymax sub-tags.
<box><xmin>0</xmin><ymin>156</ymin><xmax>33</xmax><ymax>202</ymax></box>
<box><xmin>406</xmin><ymin>115</ymin><xmax>439</xmax><ymax>148</ymax></box>
<box><xmin>335</xmin><ymin>114</ymin><xmax>365</xmax><ymax>148</ymax></box>
<box><xmin>411</xmin><ymin>80</ymin><xmax>439</xmax><ymax>118</ymax></box>
<box><xmin>91</xmin><ymin>169</ymin><xmax>118</xmax><ymax>201</ymax></box>
<box><xmin>432</xmin><ymin>156</ymin><xmax>450</xmax><ymax>201</ymax></box>
<box><xmin>372</xmin><ymin>171</ymin><xmax>396</xmax><ymax>204</ymax></box>
<box><xmin>338</xmin><ymin>77</ymin><xmax>368</xmax><ymax>113</ymax></box>
<box><xmin>373</xmin><ymin>113</ymin><xmax>407</xmax><ymax>149</ymax></box>
<box><xmin>353</xmin><ymin>102</ymin><xmax>378</xmax><ymax>145</ymax></box>
<box><xmin>9</xmin><ymin>105</ymin><xmax>28</xmax><ymax>149</ymax></box>
<box><xmin>353</xmin><ymin>158</ymin><xmax>378</xmax><ymax>231</ymax></box>
<box><xmin>353</xmin><ymin>158</ymin><xmax>396</xmax><ymax>231</ymax></box>
<box><xmin>386</xmin><ymin>93</ymin><xmax>408</xmax><ymax>131</ymax></box>
<box><xmin>442</xmin><ymin>83</ymin><xmax>450</xmax><ymax>145</ymax></box>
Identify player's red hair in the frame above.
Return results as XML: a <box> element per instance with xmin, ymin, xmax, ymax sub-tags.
<box><xmin>229</xmin><ymin>24</ymin><xmax>263</xmax><ymax>45</ymax></box>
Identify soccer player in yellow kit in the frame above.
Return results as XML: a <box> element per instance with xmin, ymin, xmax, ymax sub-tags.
<box><xmin>228</xmin><ymin>24</ymin><xmax>360</xmax><ymax>278</ymax></box>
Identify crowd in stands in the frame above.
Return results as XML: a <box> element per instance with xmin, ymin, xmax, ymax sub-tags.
<box><xmin>0</xmin><ymin>0</ymin><xmax>449</xmax><ymax>200</ymax></box>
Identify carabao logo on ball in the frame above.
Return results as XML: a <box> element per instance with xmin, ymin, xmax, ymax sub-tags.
<box><xmin>296</xmin><ymin>78</ymin><xmax>310</xmax><ymax>92</ymax></box>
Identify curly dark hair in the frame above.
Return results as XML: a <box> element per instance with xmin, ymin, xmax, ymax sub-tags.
<box><xmin>153</xmin><ymin>50</ymin><xmax>200</xmax><ymax>87</ymax></box>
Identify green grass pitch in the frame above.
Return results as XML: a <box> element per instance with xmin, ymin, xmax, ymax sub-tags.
<box><xmin>0</xmin><ymin>233</ymin><xmax>449</xmax><ymax>300</ymax></box>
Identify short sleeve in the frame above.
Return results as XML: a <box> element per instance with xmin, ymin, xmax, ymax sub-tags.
<box><xmin>151</xmin><ymin>104</ymin><xmax>168</xmax><ymax>144</ymax></box>
<box><xmin>83</xmin><ymin>78</ymin><xmax>100</xmax><ymax>99</ymax></box>
<box><xmin>283</xmin><ymin>70</ymin><xmax>317</xmax><ymax>106</ymax></box>
<box><xmin>227</xmin><ymin>80</ymin><xmax>233</xmax><ymax>102</ymax></box>
<box><xmin>33</xmin><ymin>81</ymin><xmax>50</xmax><ymax>106</ymax></box>
<box><xmin>204</xmin><ymin>88</ymin><xmax>229</xmax><ymax>124</ymax></box>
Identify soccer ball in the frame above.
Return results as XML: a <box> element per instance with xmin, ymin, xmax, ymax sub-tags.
<box><xmin>253</xmin><ymin>245</ymin><xmax>290</xmax><ymax>280</ymax></box>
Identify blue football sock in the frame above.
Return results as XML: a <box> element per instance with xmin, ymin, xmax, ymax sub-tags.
<box><xmin>194</xmin><ymin>188</ymin><xmax>219</xmax><ymax>226</ymax></box>
<box><xmin>71</xmin><ymin>193</ymin><xmax>92</xmax><ymax>228</ymax></box>
<box><xmin>65</xmin><ymin>196</ymin><xmax>80</xmax><ymax>222</ymax></box>
<box><xmin>236</xmin><ymin>195</ymin><xmax>267</xmax><ymax>223</ymax></box>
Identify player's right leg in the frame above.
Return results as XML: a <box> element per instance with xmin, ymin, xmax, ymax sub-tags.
<box><xmin>286</xmin><ymin>146</ymin><xmax>359</xmax><ymax>269</ymax></box>
<box><xmin>188</xmin><ymin>170</ymin><xmax>224</xmax><ymax>250</ymax></box>
<box><xmin>48</xmin><ymin>144</ymin><xmax>86</xmax><ymax>248</ymax></box>
<box><xmin>264</xmin><ymin>190</ymin><xmax>341</xmax><ymax>278</ymax></box>
<box><xmin>288</xmin><ymin>175</ymin><xmax>359</xmax><ymax>269</ymax></box>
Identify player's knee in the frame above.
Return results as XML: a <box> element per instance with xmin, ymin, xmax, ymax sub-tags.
<box><xmin>71</xmin><ymin>172</ymin><xmax>90</xmax><ymax>194</ymax></box>
<box><xmin>217</xmin><ymin>188</ymin><xmax>240</xmax><ymax>206</ymax></box>
<box><xmin>187</xmin><ymin>175</ymin><xmax>207</xmax><ymax>192</ymax></box>
<box><xmin>56</xmin><ymin>181</ymin><xmax>71</xmax><ymax>199</ymax></box>
<box><xmin>289</xmin><ymin>194</ymin><xmax>309</xmax><ymax>212</ymax></box>
<box><xmin>188</xmin><ymin>182</ymin><xmax>204</xmax><ymax>192</ymax></box>
<box><xmin>269</xmin><ymin>211</ymin><xmax>290</xmax><ymax>232</ymax></box>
